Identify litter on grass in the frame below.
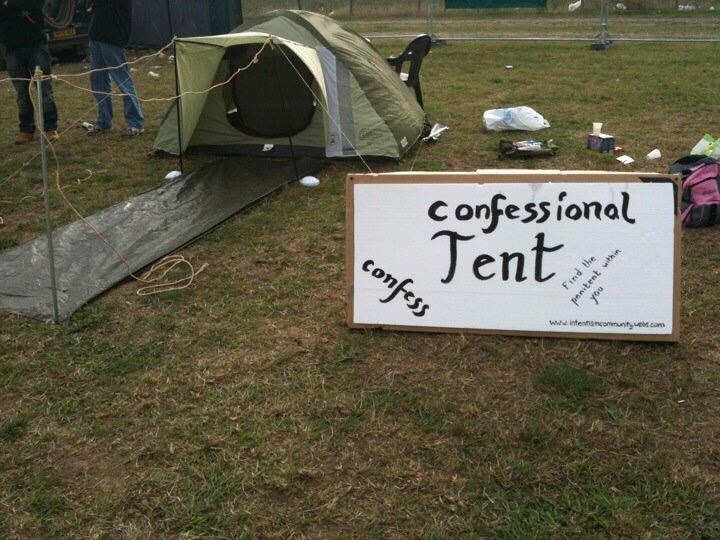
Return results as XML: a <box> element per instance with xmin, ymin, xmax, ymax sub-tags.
<box><xmin>691</xmin><ymin>134</ymin><xmax>720</xmax><ymax>157</ymax></box>
<box><xmin>423</xmin><ymin>123</ymin><xmax>449</xmax><ymax>143</ymax></box>
<box><xmin>483</xmin><ymin>106</ymin><xmax>550</xmax><ymax>132</ymax></box>
<box><xmin>299</xmin><ymin>176</ymin><xmax>320</xmax><ymax>187</ymax></box>
<box><xmin>499</xmin><ymin>139</ymin><xmax>558</xmax><ymax>159</ymax></box>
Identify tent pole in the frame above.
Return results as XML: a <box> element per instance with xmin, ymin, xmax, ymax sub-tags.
<box><xmin>166</xmin><ymin>0</ymin><xmax>184</xmax><ymax>173</ymax></box>
<box><xmin>173</xmin><ymin>40</ymin><xmax>184</xmax><ymax>174</ymax></box>
<box><xmin>287</xmin><ymin>136</ymin><xmax>300</xmax><ymax>183</ymax></box>
<box><xmin>271</xmin><ymin>43</ymin><xmax>301</xmax><ymax>182</ymax></box>
<box><xmin>165</xmin><ymin>0</ymin><xmax>175</xmax><ymax>41</ymax></box>
<box><xmin>35</xmin><ymin>67</ymin><xmax>60</xmax><ymax>324</ymax></box>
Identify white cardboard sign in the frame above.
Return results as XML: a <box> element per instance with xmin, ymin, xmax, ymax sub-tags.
<box><xmin>347</xmin><ymin>172</ymin><xmax>680</xmax><ymax>341</ymax></box>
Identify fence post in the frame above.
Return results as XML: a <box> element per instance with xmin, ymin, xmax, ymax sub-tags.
<box><xmin>426</xmin><ymin>0</ymin><xmax>434</xmax><ymax>38</ymax></box>
<box><xmin>591</xmin><ymin>0</ymin><xmax>612</xmax><ymax>49</ymax></box>
<box><xmin>34</xmin><ymin>67</ymin><xmax>60</xmax><ymax>324</ymax></box>
<box><xmin>427</xmin><ymin>0</ymin><xmax>446</xmax><ymax>45</ymax></box>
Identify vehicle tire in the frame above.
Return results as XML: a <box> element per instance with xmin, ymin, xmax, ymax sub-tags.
<box><xmin>74</xmin><ymin>42</ymin><xmax>89</xmax><ymax>62</ymax></box>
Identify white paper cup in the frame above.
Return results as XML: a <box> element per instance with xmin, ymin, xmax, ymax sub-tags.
<box><xmin>592</xmin><ymin>122</ymin><xmax>603</xmax><ymax>135</ymax></box>
<box><xmin>646</xmin><ymin>148</ymin><xmax>661</xmax><ymax>160</ymax></box>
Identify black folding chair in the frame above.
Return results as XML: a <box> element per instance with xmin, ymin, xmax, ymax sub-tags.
<box><xmin>386</xmin><ymin>34</ymin><xmax>432</xmax><ymax>109</ymax></box>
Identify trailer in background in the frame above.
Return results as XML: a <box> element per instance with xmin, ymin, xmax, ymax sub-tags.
<box><xmin>129</xmin><ymin>0</ymin><xmax>244</xmax><ymax>49</ymax></box>
<box><xmin>0</xmin><ymin>0</ymin><xmax>89</xmax><ymax>70</ymax></box>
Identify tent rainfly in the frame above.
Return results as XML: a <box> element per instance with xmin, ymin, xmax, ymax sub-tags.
<box><xmin>153</xmin><ymin>10</ymin><xmax>427</xmax><ymax>160</ymax></box>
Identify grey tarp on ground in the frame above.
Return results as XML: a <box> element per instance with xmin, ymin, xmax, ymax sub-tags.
<box><xmin>0</xmin><ymin>156</ymin><xmax>325</xmax><ymax>322</ymax></box>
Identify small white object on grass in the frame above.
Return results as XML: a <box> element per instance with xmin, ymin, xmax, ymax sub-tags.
<box><xmin>646</xmin><ymin>148</ymin><xmax>661</xmax><ymax>160</ymax></box>
<box><xmin>616</xmin><ymin>155</ymin><xmax>635</xmax><ymax>165</ymax></box>
<box><xmin>568</xmin><ymin>0</ymin><xmax>582</xmax><ymax>12</ymax></box>
<box><xmin>423</xmin><ymin>123</ymin><xmax>449</xmax><ymax>142</ymax></box>
<box><xmin>148</xmin><ymin>71</ymin><xmax>160</xmax><ymax>78</ymax></box>
<box><xmin>299</xmin><ymin>176</ymin><xmax>320</xmax><ymax>187</ymax></box>
<box><xmin>165</xmin><ymin>170</ymin><xmax>182</xmax><ymax>180</ymax></box>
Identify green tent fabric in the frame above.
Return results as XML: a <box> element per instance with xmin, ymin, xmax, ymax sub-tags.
<box><xmin>154</xmin><ymin>10</ymin><xmax>427</xmax><ymax>160</ymax></box>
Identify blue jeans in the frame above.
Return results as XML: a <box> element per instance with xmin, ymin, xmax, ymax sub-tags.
<box><xmin>89</xmin><ymin>40</ymin><xmax>144</xmax><ymax>130</ymax></box>
<box><xmin>5</xmin><ymin>42</ymin><xmax>58</xmax><ymax>133</ymax></box>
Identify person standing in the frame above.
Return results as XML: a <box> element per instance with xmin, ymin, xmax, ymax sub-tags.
<box><xmin>85</xmin><ymin>0</ymin><xmax>144</xmax><ymax>136</ymax></box>
<box><xmin>0</xmin><ymin>0</ymin><xmax>59</xmax><ymax>145</ymax></box>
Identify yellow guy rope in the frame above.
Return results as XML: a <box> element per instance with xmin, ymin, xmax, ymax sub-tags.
<box><xmin>0</xmin><ymin>40</ymin><xmax>175</xmax><ymax>85</ymax></box>
<box><xmin>46</xmin><ymin>38</ymin><xmax>273</xmax><ymax>104</ymax></box>
<box><xmin>0</xmin><ymin>41</ymin><xmax>176</xmax><ymax>189</ymax></box>
<box><xmin>23</xmin><ymin>40</ymin><xmax>273</xmax><ymax>296</ymax></box>
<box><xmin>27</xmin><ymin>77</ymin><xmax>205</xmax><ymax>296</ymax></box>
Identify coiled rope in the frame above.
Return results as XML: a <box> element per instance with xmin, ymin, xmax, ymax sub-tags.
<box><xmin>43</xmin><ymin>0</ymin><xmax>75</xmax><ymax>30</ymax></box>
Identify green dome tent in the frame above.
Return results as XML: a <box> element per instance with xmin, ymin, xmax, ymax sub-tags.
<box><xmin>153</xmin><ymin>10</ymin><xmax>427</xmax><ymax>160</ymax></box>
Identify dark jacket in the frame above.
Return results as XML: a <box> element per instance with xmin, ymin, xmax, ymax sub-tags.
<box><xmin>88</xmin><ymin>0</ymin><xmax>132</xmax><ymax>48</ymax></box>
<box><xmin>0</xmin><ymin>0</ymin><xmax>46</xmax><ymax>50</ymax></box>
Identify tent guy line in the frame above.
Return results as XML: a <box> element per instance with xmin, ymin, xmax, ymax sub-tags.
<box><xmin>15</xmin><ymin>26</ymin><xmax>379</xmax><ymax>299</ymax></box>
<box><xmin>0</xmin><ymin>40</ymin><xmax>175</xmax><ymax>86</ymax></box>
<box><xmin>1</xmin><ymin>10</ymin><xmax>430</xmax><ymax>319</ymax></box>
<box><xmin>273</xmin><ymin>43</ymin><xmax>376</xmax><ymax>176</ymax></box>
<box><xmin>41</xmin><ymin>38</ymin><xmax>275</xmax><ymax>104</ymax></box>
<box><xmin>24</xmin><ymin>72</ymin><xmax>209</xmax><ymax>297</ymax></box>
<box><xmin>0</xmin><ymin>37</ymin><xmax>271</xmax><ymax>192</ymax></box>
<box><xmin>0</xmin><ymin>42</ymin><xmax>174</xmax><ymax>191</ymax></box>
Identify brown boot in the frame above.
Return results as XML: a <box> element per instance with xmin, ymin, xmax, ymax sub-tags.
<box><xmin>14</xmin><ymin>132</ymin><xmax>34</xmax><ymax>145</ymax></box>
<box><xmin>44</xmin><ymin>131</ymin><xmax>59</xmax><ymax>142</ymax></box>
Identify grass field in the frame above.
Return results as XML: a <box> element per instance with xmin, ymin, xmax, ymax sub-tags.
<box><xmin>1</xmin><ymin>15</ymin><xmax>720</xmax><ymax>537</ymax></box>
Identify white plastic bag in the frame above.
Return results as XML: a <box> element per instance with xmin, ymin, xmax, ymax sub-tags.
<box><xmin>482</xmin><ymin>106</ymin><xmax>550</xmax><ymax>132</ymax></box>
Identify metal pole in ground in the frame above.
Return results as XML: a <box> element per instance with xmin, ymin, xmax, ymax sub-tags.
<box><xmin>591</xmin><ymin>0</ymin><xmax>612</xmax><ymax>50</ymax></box>
<box><xmin>426</xmin><ymin>0</ymin><xmax>446</xmax><ymax>45</ymax></box>
<box><xmin>34</xmin><ymin>67</ymin><xmax>60</xmax><ymax>324</ymax></box>
<box><xmin>426</xmin><ymin>0</ymin><xmax>434</xmax><ymax>39</ymax></box>
<box><xmin>165</xmin><ymin>0</ymin><xmax>184</xmax><ymax>174</ymax></box>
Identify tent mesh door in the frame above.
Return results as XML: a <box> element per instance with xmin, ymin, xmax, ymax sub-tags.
<box><xmin>224</xmin><ymin>44</ymin><xmax>317</xmax><ymax>138</ymax></box>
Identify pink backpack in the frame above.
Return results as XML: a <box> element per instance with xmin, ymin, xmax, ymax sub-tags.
<box><xmin>672</xmin><ymin>157</ymin><xmax>720</xmax><ymax>227</ymax></box>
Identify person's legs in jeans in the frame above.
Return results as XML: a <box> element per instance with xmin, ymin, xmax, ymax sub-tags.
<box><xmin>32</xmin><ymin>42</ymin><xmax>58</xmax><ymax>132</ymax></box>
<box><xmin>101</xmin><ymin>41</ymin><xmax>144</xmax><ymax>129</ymax></box>
<box><xmin>89</xmin><ymin>40</ymin><xmax>113</xmax><ymax>129</ymax></box>
<box><xmin>6</xmin><ymin>46</ymin><xmax>35</xmax><ymax>134</ymax></box>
